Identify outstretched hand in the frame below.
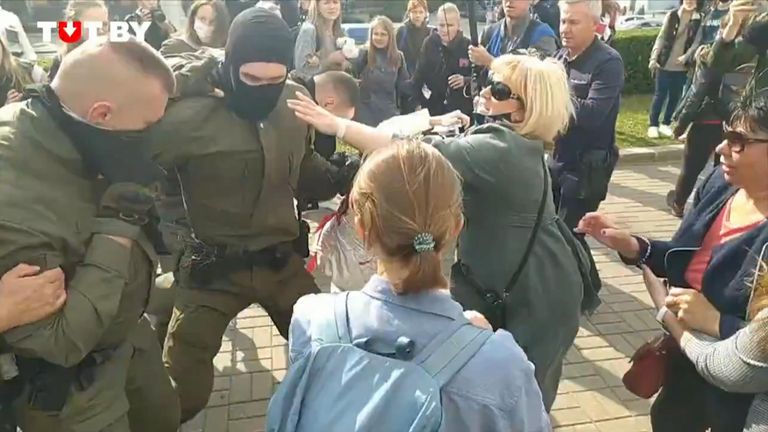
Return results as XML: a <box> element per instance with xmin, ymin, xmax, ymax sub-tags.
<box><xmin>575</xmin><ymin>212</ymin><xmax>640</xmax><ymax>259</ymax></box>
<box><xmin>287</xmin><ymin>91</ymin><xmax>342</xmax><ymax>136</ymax></box>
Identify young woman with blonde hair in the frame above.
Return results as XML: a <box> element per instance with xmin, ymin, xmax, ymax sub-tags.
<box><xmin>48</xmin><ymin>0</ymin><xmax>108</xmax><ymax>80</ymax></box>
<box><xmin>287</xmin><ymin>140</ymin><xmax>550</xmax><ymax>430</ymax></box>
<box><xmin>354</xmin><ymin>16</ymin><xmax>410</xmax><ymax>126</ymax></box>
<box><xmin>0</xmin><ymin>37</ymin><xmax>45</xmax><ymax>106</ymax></box>
<box><xmin>293</xmin><ymin>0</ymin><xmax>347</xmax><ymax>81</ymax></box>
<box><xmin>288</xmin><ymin>53</ymin><xmax>588</xmax><ymax>410</ymax></box>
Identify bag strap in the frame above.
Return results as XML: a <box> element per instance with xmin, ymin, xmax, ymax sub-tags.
<box><xmin>419</xmin><ymin>323</ymin><xmax>492</xmax><ymax>388</ymax></box>
<box><xmin>334</xmin><ymin>291</ymin><xmax>352</xmax><ymax>344</ymax></box>
<box><xmin>501</xmin><ymin>156</ymin><xmax>549</xmax><ymax>298</ymax></box>
<box><xmin>314</xmin><ymin>292</ymin><xmax>352</xmax><ymax>345</ymax></box>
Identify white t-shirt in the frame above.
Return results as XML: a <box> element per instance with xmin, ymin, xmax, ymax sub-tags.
<box><xmin>315</xmin><ymin>212</ymin><xmax>376</xmax><ymax>293</ymax></box>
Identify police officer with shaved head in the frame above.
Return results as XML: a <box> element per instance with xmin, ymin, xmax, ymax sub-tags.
<box><xmin>0</xmin><ymin>38</ymin><xmax>180</xmax><ymax>432</ymax></box>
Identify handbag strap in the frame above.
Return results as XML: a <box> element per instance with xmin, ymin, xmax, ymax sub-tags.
<box><xmin>501</xmin><ymin>156</ymin><xmax>549</xmax><ymax>298</ymax></box>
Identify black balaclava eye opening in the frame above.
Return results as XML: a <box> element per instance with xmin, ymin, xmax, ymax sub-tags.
<box><xmin>220</xmin><ymin>7</ymin><xmax>293</xmax><ymax>122</ymax></box>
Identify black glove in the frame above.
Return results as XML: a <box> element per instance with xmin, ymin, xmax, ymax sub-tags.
<box><xmin>329</xmin><ymin>153</ymin><xmax>361</xmax><ymax>196</ymax></box>
<box><xmin>743</xmin><ymin>17</ymin><xmax>768</xmax><ymax>52</ymax></box>
<box><xmin>98</xmin><ymin>183</ymin><xmax>156</xmax><ymax>226</ymax></box>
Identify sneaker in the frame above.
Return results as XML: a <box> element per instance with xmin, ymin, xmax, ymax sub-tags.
<box><xmin>666</xmin><ymin>190</ymin><xmax>684</xmax><ymax>218</ymax></box>
<box><xmin>647</xmin><ymin>126</ymin><xmax>660</xmax><ymax>139</ymax></box>
<box><xmin>659</xmin><ymin>124</ymin><xmax>674</xmax><ymax>138</ymax></box>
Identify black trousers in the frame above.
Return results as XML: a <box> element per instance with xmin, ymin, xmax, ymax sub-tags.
<box><xmin>651</xmin><ymin>349</ymin><xmax>752</xmax><ymax>432</ymax></box>
<box><xmin>672</xmin><ymin>122</ymin><xmax>723</xmax><ymax>207</ymax></box>
<box><xmin>550</xmin><ymin>167</ymin><xmax>607</xmax><ymax>313</ymax></box>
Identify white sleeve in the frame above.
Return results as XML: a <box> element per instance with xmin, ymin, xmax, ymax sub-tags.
<box><xmin>31</xmin><ymin>65</ymin><xmax>48</xmax><ymax>84</ymax></box>
<box><xmin>375</xmin><ymin>109</ymin><xmax>432</xmax><ymax>138</ymax></box>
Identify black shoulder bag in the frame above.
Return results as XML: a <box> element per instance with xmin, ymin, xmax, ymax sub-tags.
<box><xmin>460</xmin><ymin>156</ymin><xmax>549</xmax><ymax>330</ymax></box>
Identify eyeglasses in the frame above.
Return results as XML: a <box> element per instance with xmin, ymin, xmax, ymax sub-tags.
<box><xmin>488</xmin><ymin>81</ymin><xmax>523</xmax><ymax>106</ymax></box>
<box><xmin>723</xmin><ymin>126</ymin><xmax>768</xmax><ymax>153</ymax></box>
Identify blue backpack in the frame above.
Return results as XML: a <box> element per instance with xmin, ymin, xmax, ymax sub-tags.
<box><xmin>266</xmin><ymin>292</ymin><xmax>493</xmax><ymax>432</ymax></box>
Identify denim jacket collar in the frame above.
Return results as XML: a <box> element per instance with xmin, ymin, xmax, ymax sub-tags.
<box><xmin>361</xmin><ymin>275</ymin><xmax>464</xmax><ymax>320</ymax></box>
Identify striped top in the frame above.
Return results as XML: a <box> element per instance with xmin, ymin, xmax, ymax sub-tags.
<box><xmin>681</xmin><ymin>309</ymin><xmax>768</xmax><ymax>431</ymax></box>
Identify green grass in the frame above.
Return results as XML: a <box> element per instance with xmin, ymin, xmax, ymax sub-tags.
<box><xmin>616</xmin><ymin>94</ymin><xmax>678</xmax><ymax>148</ymax></box>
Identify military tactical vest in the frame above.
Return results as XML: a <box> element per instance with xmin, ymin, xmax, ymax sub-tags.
<box><xmin>152</xmin><ymin>81</ymin><xmax>312</xmax><ymax>252</ymax></box>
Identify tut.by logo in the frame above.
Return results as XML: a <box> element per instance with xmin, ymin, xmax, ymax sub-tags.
<box><xmin>37</xmin><ymin>21</ymin><xmax>151</xmax><ymax>44</ymax></box>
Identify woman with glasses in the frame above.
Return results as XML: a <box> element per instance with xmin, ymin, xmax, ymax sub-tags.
<box><xmin>577</xmin><ymin>92</ymin><xmax>768</xmax><ymax>432</ymax></box>
<box><xmin>287</xmin><ymin>53</ymin><xmax>587</xmax><ymax>411</ymax></box>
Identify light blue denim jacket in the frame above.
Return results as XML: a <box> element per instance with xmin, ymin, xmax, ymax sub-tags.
<box><xmin>289</xmin><ymin>275</ymin><xmax>552</xmax><ymax>432</ymax></box>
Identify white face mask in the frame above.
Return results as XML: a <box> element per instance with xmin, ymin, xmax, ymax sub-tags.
<box><xmin>194</xmin><ymin>21</ymin><xmax>214</xmax><ymax>44</ymax></box>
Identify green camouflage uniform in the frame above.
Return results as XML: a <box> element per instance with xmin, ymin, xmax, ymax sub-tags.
<box><xmin>0</xmin><ymin>99</ymin><xmax>179</xmax><ymax>431</ymax></box>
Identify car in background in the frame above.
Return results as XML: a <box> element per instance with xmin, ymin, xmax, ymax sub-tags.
<box><xmin>342</xmin><ymin>23</ymin><xmax>370</xmax><ymax>46</ymax></box>
<box><xmin>617</xmin><ymin>15</ymin><xmax>663</xmax><ymax>30</ymax></box>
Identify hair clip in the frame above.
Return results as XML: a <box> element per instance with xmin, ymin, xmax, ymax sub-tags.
<box><xmin>413</xmin><ymin>232</ymin><xmax>435</xmax><ymax>254</ymax></box>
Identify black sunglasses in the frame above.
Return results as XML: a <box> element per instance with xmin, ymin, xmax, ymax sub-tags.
<box><xmin>489</xmin><ymin>81</ymin><xmax>523</xmax><ymax>105</ymax></box>
<box><xmin>723</xmin><ymin>126</ymin><xmax>768</xmax><ymax>153</ymax></box>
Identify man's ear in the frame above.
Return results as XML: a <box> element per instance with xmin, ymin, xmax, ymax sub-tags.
<box><xmin>87</xmin><ymin>102</ymin><xmax>112</xmax><ymax>126</ymax></box>
<box><xmin>322</xmin><ymin>96</ymin><xmax>337</xmax><ymax>109</ymax></box>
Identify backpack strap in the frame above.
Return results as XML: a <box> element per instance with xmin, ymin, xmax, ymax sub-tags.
<box><xmin>334</xmin><ymin>291</ymin><xmax>353</xmax><ymax>344</ymax></box>
<box><xmin>419</xmin><ymin>323</ymin><xmax>492</xmax><ymax>388</ymax></box>
<box><xmin>313</xmin><ymin>292</ymin><xmax>352</xmax><ymax>345</ymax></box>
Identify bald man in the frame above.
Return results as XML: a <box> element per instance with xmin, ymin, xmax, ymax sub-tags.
<box><xmin>0</xmin><ymin>39</ymin><xmax>179</xmax><ymax>432</ymax></box>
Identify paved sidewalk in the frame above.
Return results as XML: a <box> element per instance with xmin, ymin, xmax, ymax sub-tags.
<box><xmin>180</xmin><ymin>162</ymin><xmax>684</xmax><ymax>432</ymax></box>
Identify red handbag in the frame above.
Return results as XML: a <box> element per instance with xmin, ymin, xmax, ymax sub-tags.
<box><xmin>622</xmin><ymin>334</ymin><xmax>680</xmax><ymax>399</ymax></box>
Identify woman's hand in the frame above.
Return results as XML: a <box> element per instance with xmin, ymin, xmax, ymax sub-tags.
<box><xmin>5</xmin><ymin>90</ymin><xmax>23</xmax><ymax>106</ymax></box>
<box><xmin>429</xmin><ymin>110</ymin><xmax>471</xmax><ymax>128</ymax></box>
<box><xmin>287</xmin><ymin>91</ymin><xmax>342</xmax><ymax>136</ymax></box>
<box><xmin>665</xmin><ymin>288</ymin><xmax>721</xmax><ymax>337</ymax></box>
<box><xmin>641</xmin><ymin>265</ymin><xmax>668</xmax><ymax>310</ymax></box>
<box><xmin>575</xmin><ymin>212</ymin><xmax>641</xmax><ymax>259</ymax></box>
<box><xmin>448</xmin><ymin>74</ymin><xmax>466</xmax><ymax>90</ymax></box>
<box><xmin>0</xmin><ymin>264</ymin><xmax>66</xmax><ymax>332</ymax></box>
<box><xmin>463</xmin><ymin>310</ymin><xmax>492</xmax><ymax>330</ymax></box>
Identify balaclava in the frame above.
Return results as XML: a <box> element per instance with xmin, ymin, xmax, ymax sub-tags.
<box><xmin>221</xmin><ymin>7</ymin><xmax>293</xmax><ymax>122</ymax></box>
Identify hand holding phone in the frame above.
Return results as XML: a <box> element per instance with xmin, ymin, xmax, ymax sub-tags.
<box><xmin>641</xmin><ymin>265</ymin><xmax>669</xmax><ymax>310</ymax></box>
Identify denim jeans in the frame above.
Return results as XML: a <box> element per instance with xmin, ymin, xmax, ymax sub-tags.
<box><xmin>649</xmin><ymin>69</ymin><xmax>689</xmax><ymax>127</ymax></box>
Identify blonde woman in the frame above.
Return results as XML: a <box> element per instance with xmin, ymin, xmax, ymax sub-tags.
<box><xmin>288</xmin><ymin>54</ymin><xmax>587</xmax><ymax>411</ymax></box>
<box><xmin>48</xmin><ymin>0</ymin><xmax>108</xmax><ymax>80</ymax></box>
<box><xmin>293</xmin><ymin>0</ymin><xmax>346</xmax><ymax>81</ymax></box>
<box><xmin>0</xmin><ymin>37</ymin><xmax>45</xmax><ymax>106</ymax></box>
<box><xmin>355</xmin><ymin>16</ymin><xmax>409</xmax><ymax>126</ymax></box>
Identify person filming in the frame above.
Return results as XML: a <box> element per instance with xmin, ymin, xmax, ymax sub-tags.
<box><xmin>125</xmin><ymin>0</ymin><xmax>176</xmax><ymax>50</ymax></box>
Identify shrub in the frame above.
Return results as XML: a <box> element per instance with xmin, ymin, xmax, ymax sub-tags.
<box><xmin>612</xmin><ymin>28</ymin><xmax>659</xmax><ymax>95</ymax></box>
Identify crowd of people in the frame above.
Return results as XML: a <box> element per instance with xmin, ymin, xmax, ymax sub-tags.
<box><xmin>0</xmin><ymin>0</ymin><xmax>764</xmax><ymax>431</ymax></box>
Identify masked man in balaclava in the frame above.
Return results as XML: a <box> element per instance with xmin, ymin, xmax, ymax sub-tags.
<box><xmin>147</xmin><ymin>8</ymin><xmax>355</xmax><ymax>423</ymax></box>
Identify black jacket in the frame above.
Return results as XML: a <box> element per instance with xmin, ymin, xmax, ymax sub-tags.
<box><xmin>411</xmin><ymin>32</ymin><xmax>473</xmax><ymax>117</ymax></box>
<box><xmin>553</xmin><ymin>38</ymin><xmax>624</xmax><ymax>170</ymax></box>
<box><xmin>673</xmin><ymin>59</ymin><xmax>724</xmax><ymax>130</ymax></box>
<box><xmin>532</xmin><ymin>0</ymin><xmax>560</xmax><ymax>37</ymax></box>
<box><xmin>396</xmin><ymin>21</ymin><xmax>433</xmax><ymax>76</ymax></box>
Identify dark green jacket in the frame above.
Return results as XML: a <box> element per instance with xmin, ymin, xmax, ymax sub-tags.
<box><xmin>149</xmin><ymin>52</ymin><xmax>339</xmax><ymax>251</ymax></box>
<box><xmin>0</xmin><ymin>99</ymin><xmax>157</xmax><ymax>367</ymax></box>
<box><xmin>426</xmin><ymin>124</ymin><xmax>584</xmax><ymax>410</ymax></box>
